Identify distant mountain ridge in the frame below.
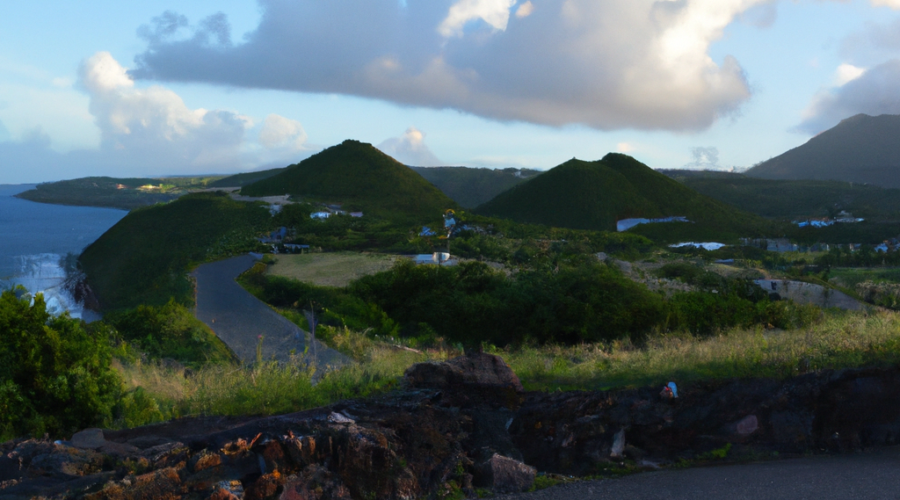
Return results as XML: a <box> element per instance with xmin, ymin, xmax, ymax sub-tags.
<box><xmin>476</xmin><ymin>153</ymin><xmax>773</xmax><ymax>241</ymax></box>
<box><xmin>410</xmin><ymin>166</ymin><xmax>541</xmax><ymax>208</ymax></box>
<box><xmin>747</xmin><ymin>114</ymin><xmax>900</xmax><ymax>188</ymax></box>
<box><xmin>241</xmin><ymin>140</ymin><xmax>457</xmax><ymax>222</ymax></box>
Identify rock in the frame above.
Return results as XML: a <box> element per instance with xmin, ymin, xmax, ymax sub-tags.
<box><xmin>26</xmin><ymin>447</ymin><xmax>103</xmax><ymax>478</ymax></box>
<box><xmin>71</xmin><ymin>429</ymin><xmax>106</xmax><ymax>449</ymax></box>
<box><xmin>125</xmin><ymin>435</ymin><xmax>173</xmax><ymax>450</ymax></box>
<box><xmin>475</xmin><ymin>454</ymin><xmax>536</xmax><ymax>494</ymax></box>
<box><xmin>405</xmin><ymin>353</ymin><xmax>524</xmax><ymax>392</ymax></box>
<box><xmin>735</xmin><ymin>415</ymin><xmax>759</xmax><ymax>436</ymax></box>
<box><xmin>610</xmin><ymin>429</ymin><xmax>626</xmax><ymax>459</ymax></box>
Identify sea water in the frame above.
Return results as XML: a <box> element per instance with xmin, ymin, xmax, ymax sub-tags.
<box><xmin>0</xmin><ymin>184</ymin><xmax>126</xmax><ymax>318</ymax></box>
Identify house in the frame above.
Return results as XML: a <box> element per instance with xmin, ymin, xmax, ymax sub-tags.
<box><xmin>419</xmin><ymin>227</ymin><xmax>437</xmax><ymax>237</ymax></box>
<box><xmin>350</xmin><ymin>212</ymin><xmax>364</xmax><ymax>218</ymax></box>
<box><xmin>311</xmin><ymin>212</ymin><xmax>331</xmax><ymax>219</ymax></box>
<box><xmin>283</xmin><ymin>244</ymin><xmax>310</xmax><ymax>254</ymax></box>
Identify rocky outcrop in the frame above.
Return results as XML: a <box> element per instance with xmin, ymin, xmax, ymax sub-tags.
<box><xmin>4</xmin><ymin>355</ymin><xmax>900</xmax><ymax>499</ymax></box>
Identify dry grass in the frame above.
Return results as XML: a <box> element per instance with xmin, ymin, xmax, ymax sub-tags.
<box><xmin>267</xmin><ymin>252</ymin><xmax>400</xmax><ymax>287</ymax></box>
<box><xmin>492</xmin><ymin>310</ymin><xmax>900</xmax><ymax>392</ymax></box>
<box><xmin>114</xmin><ymin>328</ymin><xmax>455</xmax><ymax>424</ymax></box>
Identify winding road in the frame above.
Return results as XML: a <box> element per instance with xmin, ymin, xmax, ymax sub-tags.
<box><xmin>190</xmin><ymin>254</ymin><xmax>348</xmax><ymax>369</ymax></box>
<box><xmin>498</xmin><ymin>446</ymin><xmax>900</xmax><ymax>500</ymax></box>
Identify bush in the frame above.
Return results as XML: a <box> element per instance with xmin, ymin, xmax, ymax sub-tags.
<box><xmin>104</xmin><ymin>300</ymin><xmax>237</xmax><ymax>368</ymax></box>
<box><xmin>0</xmin><ymin>289</ymin><xmax>122</xmax><ymax>439</ymax></box>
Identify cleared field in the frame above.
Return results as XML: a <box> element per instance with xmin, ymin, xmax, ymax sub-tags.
<box><xmin>267</xmin><ymin>252</ymin><xmax>400</xmax><ymax>287</ymax></box>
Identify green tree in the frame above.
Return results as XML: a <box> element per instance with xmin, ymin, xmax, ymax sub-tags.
<box><xmin>0</xmin><ymin>289</ymin><xmax>121</xmax><ymax>439</ymax></box>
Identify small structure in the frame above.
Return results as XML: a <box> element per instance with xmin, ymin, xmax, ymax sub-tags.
<box><xmin>311</xmin><ymin>211</ymin><xmax>331</xmax><ymax>219</ymax></box>
<box><xmin>617</xmin><ymin>216</ymin><xmax>689</xmax><ymax>232</ymax></box>
<box><xmin>419</xmin><ymin>226</ymin><xmax>437</xmax><ymax>237</ymax></box>
<box><xmin>349</xmin><ymin>212</ymin><xmax>364</xmax><ymax>218</ymax></box>
<box><xmin>283</xmin><ymin>244</ymin><xmax>310</xmax><ymax>254</ymax></box>
<box><xmin>414</xmin><ymin>252</ymin><xmax>455</xmax><ymax>265</ymax></box>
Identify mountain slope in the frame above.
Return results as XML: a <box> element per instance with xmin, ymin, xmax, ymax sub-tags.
<box><xmin>207</xmin><ymin>167</ymin><xmax>285</xmax><ymax>188</ymax></box>
<box><xmin>476</xmin><ymin>153</ymin><xmax>775</xmax><ymax>241</ymax></box>
<box><xmin>241</xmin><ymin>140</ymin><xmax>456</xmax><ymax>222</ymax></box>
<box><xmin>410</xmin><ymin>166</ymin><xmax>541</xmax><ymax>208</ymax></box>
<box><xmin>747</xmin><ymin>114</ymin><xmax>900</xmax><ymax>188</ymax></box>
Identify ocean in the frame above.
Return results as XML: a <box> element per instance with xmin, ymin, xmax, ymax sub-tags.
<box><xmin>0</xmin><ymin>184</ymin><xmax>127</xmax><ymax>318</ymax></box>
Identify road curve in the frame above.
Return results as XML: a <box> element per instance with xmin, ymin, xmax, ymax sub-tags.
<box><xmin>498</xmin><ymin>446</ymin><xmax>900</xmax><ymax>500</ymax></box>
<box><xmin>191</xmin><ymin>254</ymin><xmax>348</xmax><ymax>369</ymax></box>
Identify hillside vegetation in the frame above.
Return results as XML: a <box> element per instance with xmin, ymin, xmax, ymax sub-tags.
<box><xmin>747</xmin><ymin>113</ymin><xmax>900</xmax><ymax>188</ymax></box>
<box><xmin>477</xmin><ymin>153</ymin><xmax>777</xmax><ymax>242</ymax></box>
<box><xmin>15</xmin><ymin>175</ymin><xmax>223</xmax><ymax>210</ymax></box>
<box><xmin>79</xmin><ymin>192</ymin><xmax>272</xmax><ymax>310</ymax></box>
<box><xmin>241</xmin><ymin>140</ymin><xmax>457</xmax><ymax>223</ymax></box>
<box><xmin>207</xmin><ymin>167</ymin><xmax>285</xmax><ymax>188</ymax></box>
<box><xmin>666</xmin><ymin>170</ymin><xmax>900</xmax><ymax>220</ymax></box>
<box><xmin>410</xmin><ymin>166</ymin><xmax>540</xmax><ymax>208</ymax></box>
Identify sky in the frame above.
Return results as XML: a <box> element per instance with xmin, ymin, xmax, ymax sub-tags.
<box><xmin>2</xmin><ymin>0</ymin><xmax>900</xmax><ymax>184</ymax></box>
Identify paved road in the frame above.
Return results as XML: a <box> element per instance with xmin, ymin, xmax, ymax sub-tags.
<box><xmin>498</xmin><ymin>447</ymin><xmax>900</xmax><ymax>500</ymax></box>
<box><xmin>191</xmin><ymin>254</ymin><xmax>348</xmax><ymax>369</ymax></box>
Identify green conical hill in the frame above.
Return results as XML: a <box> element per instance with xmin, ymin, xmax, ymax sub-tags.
<box><xmin>241</xmin><ymin>140</ymin><xmax>457</xmax><ymax>221</ymax></box>
<box><xmin>476</xmin><ymin>153</ymin><xmax>776</xmax><ymax>241</ymax></box>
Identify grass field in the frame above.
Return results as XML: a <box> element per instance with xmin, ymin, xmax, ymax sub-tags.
<box><xmin>267</xmin><ymin>252</ymin><xmax>400</xmax><ymax>288</ymax></box>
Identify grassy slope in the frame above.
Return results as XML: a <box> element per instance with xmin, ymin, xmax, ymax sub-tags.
<box><xmin>410</xmin><ymin>166</ymin><xmax>540</xmax><ymax>208</ymax></box>
<box><xmin>476</xmin><ymin>153</ymin><xmax>777</xmax><ymax>242</ymax></box>
<box><xmin>80</xmin><ymin>193</ymin><xmax>272</xmax><ymax>311</ymax></box>
<box><xmin>15</xmin><ymin>176</ymin><xmax>222</xmax><ymax>210</ymax></box>
<box><xmin>241</xmin><ymin>140</ymin><xmax>458</xmax><ymax>223</ymax></box>
<box><xmin>207</xmin><ymin>168</ymin><xmax>286</xmax><ymax>188</ymax></box>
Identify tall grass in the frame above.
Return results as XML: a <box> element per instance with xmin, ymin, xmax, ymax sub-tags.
<box><xmin>494</xmin><ymin>310</ymin><xmax>900</xmax><ymax>391</ymax></box>
<box><xmin>114</xmin><ymin>311</ymin><xmax>900</xmax><ymax>428</ymax></box>
<box><xmin>113</xmin><ymin>328</ymin><xmax>450</xmax><ymax>426</ymax></box>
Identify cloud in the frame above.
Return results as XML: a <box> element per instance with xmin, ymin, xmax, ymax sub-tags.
<box><xmin>131</xmin><ymin>0</ymin><xmax>761</xmax><ymax>131</ymax></box>
<box><xmin>798</xmin><ymin>59</ymin><xmax>900</xmax><ymax>134</ymax></box>
<box><xmin>682</xmin><ymin>146</ymin><xmax>720</xmax><ymax>169</ymax></box>
<box><xmin>834</xmin><ymin>64</ymin><xmax>866</xmax><ymax>86</ymax></box>
<box><xmin>0</xmin><ymin>52</ymin><xmax>310</xmax><ymax>183</ymax></box>
<box><xmin>871</xmin><ymin>0</ymin><xmax>900</xmax><ymax>8</ymax></box>
<box><xmin>515</xmin><ymin>1</ymin><xmax>534</xmax><ymax>18</ymax></box>
<box><xmin>259</xmin><ymin>114</ymin><xmax>307</xmax><ymax>150</ymax></box>
<box><xmin>377</xmin><ymin>127</ymin><xmax>444</xmax><ymax>166</ymax></box>
<box><xmin>438</xmin><ymin>0</ymin><xmax>517</xmax><ymax>37</ymax></box>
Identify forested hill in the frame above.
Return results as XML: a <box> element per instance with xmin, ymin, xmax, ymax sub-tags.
<box><xmin>410</xmin><ymin>166</ymin><xmax>541</xmax><ymax>208</ymax></box>
<box><xmin>241</xmin><ymin>140</ymin><xmax>457</xmax><ymax>222</ymax></box>
<box><xmin>476</xmin><ymin>153</ymin><xmax>776</xmax><ymax>241</ymax></box>
<box><xmin>746</xmin><ymin>113</ymin><xmax>900</xmax><ymax>188</ymax></box>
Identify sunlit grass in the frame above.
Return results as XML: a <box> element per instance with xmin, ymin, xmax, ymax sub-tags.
<box><xmin>114</xmin><ymin>310</ymin><xmax>900</xmax><ymax>428</ymax></box>
<box><xmin>492</xmin><ymin>310</ymin><xmax>900</xmax><ymax>392</ymax></box>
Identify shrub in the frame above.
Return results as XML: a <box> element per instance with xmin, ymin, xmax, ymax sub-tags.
<box><xmin>0</xmin><ymin>289</ymin><xmax>122</xmax><ymax>439</ymax></box>
<box><xmin>104</xmin><ymin>299</ymin><xmax>236</xmax><ymax>368</ymax></box>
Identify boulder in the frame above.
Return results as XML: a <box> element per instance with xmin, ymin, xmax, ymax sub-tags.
<box><xmin>405</xmin><ymin>353</ymin><xmax>524</xmax><ymax>392</ymax></box>
<box><xmin>474</xmin><ymin>454</ymin><xmax>536</xmax><ymax>494</ymax></box>
<box><xmin>71</xmin><ymin>429</ymin><xmax>106</xmax><ymax>450</ymax></box>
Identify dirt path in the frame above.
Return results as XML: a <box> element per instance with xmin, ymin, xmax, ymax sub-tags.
<box><xmin>191</xmin><ymin>254</ymin><xmax>349</xmax><ymax>368</ymax></box>
<box><xmin>499</xmin><ymin>446</ymin><xmax>900</xmax><ymax>500</ymax></box>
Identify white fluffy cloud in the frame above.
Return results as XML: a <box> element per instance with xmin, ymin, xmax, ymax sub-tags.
<box><xmin>259</xmin><ymin>114</ymin><xmax>307</xmax><ymax>150</ymax></box>
<box><xmin>439</xmin><ymin>0</ymin><xmax>517</xmax><ymax>37</ymax></box>
<box><xmin>0</xmin><ymin>52</ymin><xmax>310</xmax><ymax>182</ymax></box>
<box><xmin>835</xmin><ymin>64</ymin><xmax>866</xmax><ymax>86</ymax></box>
<box><xmin>377</xmin><ymin>127</ymin><xmax>444</xmax><ymax>166</ymax></box>
<box><xmin>132</xmin><ymin>0</ymin><xmax>762</xmax><ymax>131</ymax></box>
